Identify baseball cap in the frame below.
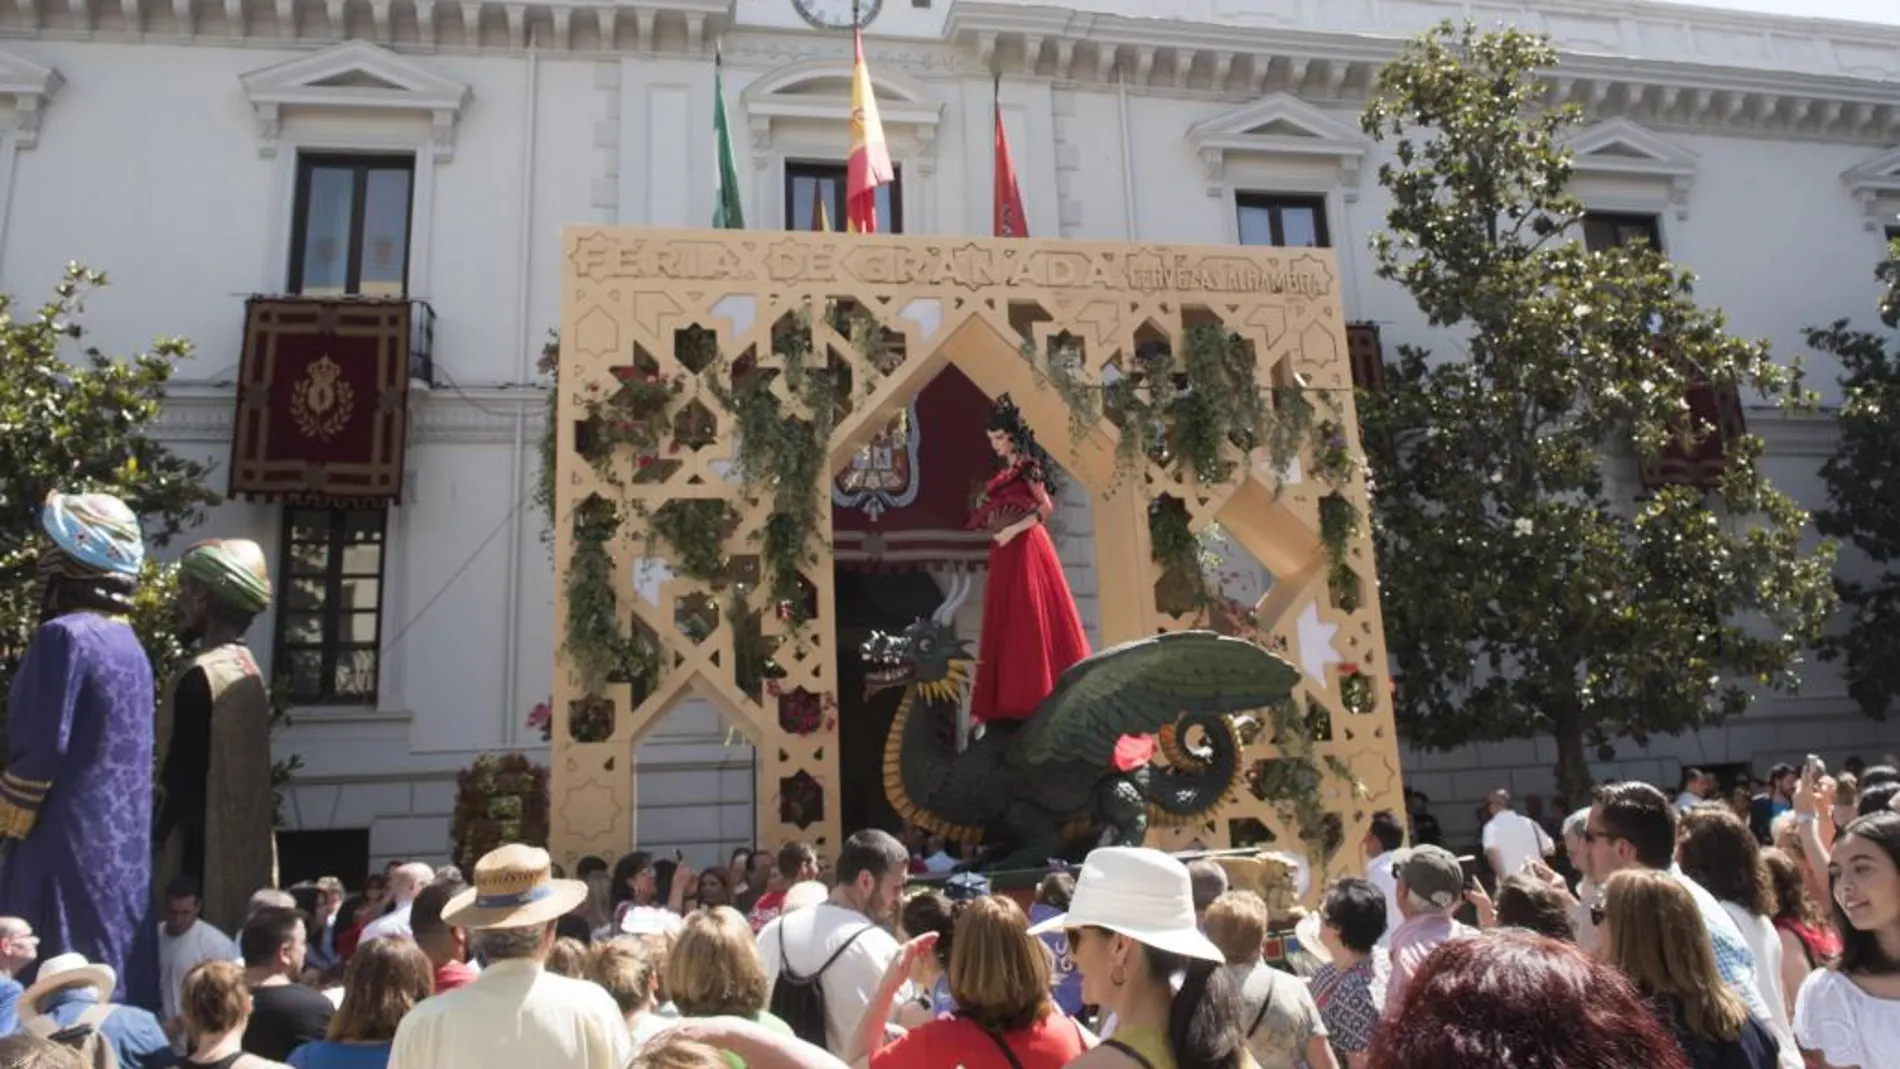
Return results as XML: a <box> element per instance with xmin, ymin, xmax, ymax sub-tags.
<box><xmin>1393</xmin><ymin>844</ymin><xmax>1464</xmax><ymax>911</ymax></box>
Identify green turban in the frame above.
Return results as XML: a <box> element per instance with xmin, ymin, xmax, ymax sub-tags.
<box><xmin>179</xmin><ymin>539</ymin><xmax>273</xmax><ymax>614</ymax></box>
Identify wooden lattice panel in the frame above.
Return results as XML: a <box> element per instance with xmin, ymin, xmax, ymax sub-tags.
<box><xmin>553</xmin><ymin>229</ymin><xmax>1403</xmax><ymax>892</ymax></box>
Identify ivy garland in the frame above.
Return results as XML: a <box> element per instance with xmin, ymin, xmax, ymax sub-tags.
<box><xmin>644</xmin><ymin>498</ymin><xmax>738</xmax><ymax>583</ymax></box>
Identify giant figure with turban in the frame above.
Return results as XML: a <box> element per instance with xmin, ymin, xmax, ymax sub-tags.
<box><xmin>153</xmin><ymin>539</ymin><xmax>277</xmax><ymax>935</ymax></box>
<box><xmin>0</xmin><ymin>492</ymin><xmax>159</xmax><ymax>1008</ymax></box>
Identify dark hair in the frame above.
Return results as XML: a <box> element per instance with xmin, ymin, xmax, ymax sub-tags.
<box><xmin>654</xmin><ymin>859</ymin><xmax>679</xmax><ymax>903</ymax></box>
<box><xmin>164</xmin><ymin>876</ymin><xmax>203</xmax><ymax>902</ymax></box>
<box><xmin>1592</xmin><ymin>782</ymin><xmax>1677</xmax><ymax>869</ymax></box>
<box><xmin>1321</xmin><ymin>878</ymin><xmax>1387</xmax><ymax>955</ymax></box>
<box><xmin>1833</xmin><ymin>811</ymin><xmax>1900</xmax><ymax>975</ymax></box>
<box><xmin>410</xmin><ymin>878</ymin><xmax>467</xmax><ymax>940</ymax></box>
<box><xmin>1860</xmin><ymin>764</ymin><xmax>1899</xmax><ymax>789</ymax></box>
<box><xmin>986</xmin><ymin>394</ymin><xmax>1063</xmax><ymax>496</ymax></box>
<box><xmin>611</xmin><ymin>851</ymin><xmax>655</xmax><ymax>907</ymax></box>
<box><xmin>1493</xmin><ymin>873</ymin><xmax>1575</xmax><ymax>942</ymax></box>
<box><xmin>1677</xmin><ymin>807</ymin><xmax>1774</xmax><ymax>916</ymax></box>
<box><xmin>1367</xmin><ymin>810</ymin><xmax>1405</xmax><ymax>853</ymax></box>
<box><xmin>327</xmin><ymin>938</ymin><xmax>433</xmax><ymax>1042</ymax></box>
<box><xmin>576</xmin><ymin>855</ymin><xmax>609</xmax><ymax>880</ymax></box>
<box><xmin>1137</xmin><ymin>945</ymin><xmax>1245</xmax><ymax>1069</ymax></box>
<box><xmin>1768</xmin><ymin>762</ymin><xmax>1798</xmax><ymax>782</ymax></box>
<box><xmin>1860</xmin><ymin>782</ymin><xmax>1899</xmax><ymax>817</ymax></box>
<box><xmin>835</xmin><ymin>829</ymin><xmax>908</xmax><ymax>885</ymax></box>
<box><xmin>902</xmin><ymin>890</ymin><xmax>957</xmax><ymax>969</ymax></box>
<box><xmin>1035</xmin><ymin>872</ymin><xmax>1074</xmax><ymax>911</ymax></box>
<box><xmin>1680</xmin><ymin>768</ymin><xmax>1707</xmax><ymax>790</ymax></box>
<box><xmin>777</xmin><ymin>841</ymin><xmax>817</xmax><ymax>881</ymax></box>
<box><xmin>239</xmin><ymin>907</ymin><xmax>305</xmax><ymax>967</ymax></box>
<box><xmin>1367</xmin><ymin>930</ymin><xmax>1691</xmax><ymax>1069</ymax></box>
<box><xmin>1761</xmin><ymin>848</ymin><xmax>1823</xmax><ymax>930</ymax></box>
<box><xmin>1187</xmin><ymin>861</ymin><xmax>1228</xmax><ymax>914</ymax></box>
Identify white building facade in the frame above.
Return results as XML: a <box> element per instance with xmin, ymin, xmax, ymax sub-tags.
<box><xmin>3</xmin><ymin>0</ymin><xmax>1898</xmax><ymax>870</ymax></box>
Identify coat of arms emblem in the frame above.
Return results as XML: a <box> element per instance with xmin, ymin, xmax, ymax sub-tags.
<box><xmin>289</xmin><ymin>355</ymin><xmax>355</xmax><ymax>442</ymax></box>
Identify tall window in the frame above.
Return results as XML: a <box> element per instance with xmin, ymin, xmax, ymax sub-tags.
<box><xmin>1236</xmin><ymin>194</ymin><xmax>1329</xmax><ymax>248</ymax></box>
<box><xmin>289</xmin><ymin>154</ymin><xmax>416</xmax><ymax>296</ymax></box>
<box><xmin>276</xmin><ymin>507</ymin><xmax>388</xmax><ymax>705</ymax></box>
<box><xmin>1582</xmin><ymin>212</ymin><xmax>1663</xmax><ymax>253</ymax></box>
<box><xmin>784</xmin><ymin>161</ymin><xmax>902</xmax><ymax>233</ymax></box>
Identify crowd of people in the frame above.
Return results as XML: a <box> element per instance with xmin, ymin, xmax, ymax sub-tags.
<box><xmin>0</xmin><ymin>753</ymin><xmax>1890</xmax><ymax>1069</ymax></box>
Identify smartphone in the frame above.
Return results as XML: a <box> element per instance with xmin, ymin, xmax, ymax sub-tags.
<box><xmin>1805</xmin><ymin>754</ymin><xmax>1827</xmax><ymax>780</ymax></box>
<box><xmin>1458</xmin><ymin>854</ymin><xmax>1481</xmax><ymax>885</ymax></box>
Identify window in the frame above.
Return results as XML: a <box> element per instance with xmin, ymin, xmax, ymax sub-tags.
<box><xmin>1582</xmin><ymin>212</ymin><xmax>1663</xmax><ymax>253</ymax></box>
<box><xmin>1236</xmin><ymin>194</ymin><xmax>1329</xmax><ymax>248</ymax></box>
<box><xmin>276</xmin><ymin>507</ymin><xmax>388</xmax><ymax>705</ymax></box>
<box><xmin>288</xmin><ymin>154</ymin><xmax>415</xmax><ymax>296</ymax></box>
<box><xmin>784</xmin><ymin>161</ymin><xmax>902</xmax><ymax>233</ymax></box>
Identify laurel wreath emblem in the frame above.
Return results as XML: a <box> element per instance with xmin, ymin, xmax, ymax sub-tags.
<box><xmin>289</xmin><ymin>355</ymin><xmax>355</xmax><ymax>442</ymax></box>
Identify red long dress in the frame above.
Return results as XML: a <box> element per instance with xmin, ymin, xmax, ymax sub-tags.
<box><xmin>967</xmin><ymin>460</ymin><xmax>1154</xmax><ymax>772</ymax></box>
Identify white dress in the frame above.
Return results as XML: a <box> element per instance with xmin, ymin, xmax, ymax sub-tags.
<box><xmin>1794</xmin><ymin>969</ymin><xmax>1900</xmax><ymax>1069</ymax></box>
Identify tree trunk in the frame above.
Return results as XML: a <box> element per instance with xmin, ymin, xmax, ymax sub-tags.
<box><xmin>1553</xmin><ymin>715</ymin><xmax>1594</xmax><ymax>814</ymax></box>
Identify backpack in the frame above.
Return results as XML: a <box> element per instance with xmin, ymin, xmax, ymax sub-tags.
<box><xmin>24</xmin><ymin>1003</ymin><xmax>118</xmax><ymax>1069</ymax></box>
<box><xmin>769</xmin><ymin>920</ymin><xmax>871</xmax><ymax>1049</ymax></box>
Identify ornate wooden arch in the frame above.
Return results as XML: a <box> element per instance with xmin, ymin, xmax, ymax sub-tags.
<box><xmin>551</xmin><ymin>228</ymin><xmax>1403</xmax><ymax>890</ymax></box>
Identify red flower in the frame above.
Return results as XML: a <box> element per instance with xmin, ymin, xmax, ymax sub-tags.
<box><xmin>668</xmin><ymin>441</ymin><xmax>681</xmax><ymax>454</ymax></box>
<box><xmin>1339</xmin><ymin>662</ymin><xmax>1360</xmax><ymax>674</ymax></box>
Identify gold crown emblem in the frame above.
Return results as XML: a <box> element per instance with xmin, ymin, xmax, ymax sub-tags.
<box><xmin>290</xmin><ymin>355</ymin><xmax>355</xmax><ymax>442</ymax></box>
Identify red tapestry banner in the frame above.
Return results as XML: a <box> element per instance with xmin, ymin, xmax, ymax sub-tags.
<box><xmin>230</xmin><ymin>297</ymin><xmax>412</xmax><ymax>505</ymax></box>
<box><xmin>1640</xmin><ymin>380</ymin><xmax>1746</xmax><ymax>492</ymax></box>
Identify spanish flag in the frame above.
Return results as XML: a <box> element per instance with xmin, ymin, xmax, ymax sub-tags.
<box><xmin>846</xmin><ymin>20</ymin><xmax>893</xmax><ymax>234</ymax></box>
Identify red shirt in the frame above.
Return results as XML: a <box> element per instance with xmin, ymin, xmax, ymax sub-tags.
<box><xmin>432</xmin><ymin>960</ymin><xmax>477</xmax><ymax>995</ymax></box>
<box><xmin>869</xmin><ymin>1012</ymin><xmax>1088</xmax><ymax>1069</ymax></box>
<box><xmin>747</xmin><ymin>892</ymin><xmax>786</xmax><ymax>933</ymax></box>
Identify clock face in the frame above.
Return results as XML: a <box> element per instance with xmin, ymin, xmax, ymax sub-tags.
<box><xmin>792</xmin><ymin>0</ymin><xmax>881</xmax><ymax>31</ymax></box>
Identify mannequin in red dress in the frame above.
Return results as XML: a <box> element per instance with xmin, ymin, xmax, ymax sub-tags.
<box><xmin>967</xmin><ymin>396</ymin><xmax>1154</xmax><ymax>771</ymax></box>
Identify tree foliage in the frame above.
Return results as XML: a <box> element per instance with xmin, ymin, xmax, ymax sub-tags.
<box><xmin>0</xmin><ymin>265</ymin><xmax>218</xmax><ymax>743</ymax></box>
<box><xmin>1359</xmin><ymin>24</ymin><xmax>1837</xmax><ymax>802</ymax></box>
<box><xmin>1813</xmin><ymin>238</ymin><xmax>1900</xmax><ymax>718</ymax></box>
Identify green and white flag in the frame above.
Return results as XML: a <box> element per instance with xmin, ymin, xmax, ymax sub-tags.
<box><xmin>713</xmin><ymin>50</ymin><xmax>744</xmax><ymax>230</ymax></box>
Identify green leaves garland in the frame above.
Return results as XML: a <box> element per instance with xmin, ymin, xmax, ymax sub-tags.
<box><xmin>646</xmin><ymin>499</ymin><xmax>738</xmax><ymax>582</ymax></box>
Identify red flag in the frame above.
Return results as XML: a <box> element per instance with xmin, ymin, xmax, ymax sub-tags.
<box><xmin>846</xmin><ymin>23</ymin><xmax>893</xmax><ymax>234</ymax></box>
<box><xmin>993</xmin><ymin>84</ymin><xmax>1027</xmax><ymax>238</ymax></box>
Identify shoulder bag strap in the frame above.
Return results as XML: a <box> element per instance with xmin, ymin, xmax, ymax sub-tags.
<box><xmin>980</xmin><ymin>1026</ymin><xmax>1026</xmax><ymax>1069</ymax></box>
<box><xmin>1245</xmin><ymin>971</ymin><xmax>1282</xmax><ymax>1038</ymax></box>
<box><xmin>812</xmin><ymin>924</ymin><xmax>873</xmax><ymax>978</ymax></box>
<box><xmin>1102</xmin><ymin>1038</ymin><xmax>1161</xmax><ymax>1069</ymax></box>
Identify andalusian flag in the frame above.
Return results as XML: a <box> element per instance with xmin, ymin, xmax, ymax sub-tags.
<box><xmin>712</xmin><ymin>49</ymin><xmax>744</xmax><ymax>229</ymax></box>
<box><xmin>845</xmin><ymin>19</ymin><xmax>893</xmax><ymax>234</ymax></box>
<box><xmin>993</xmin><ymin>75</ymin><xmax>1027</xmax><ymax>238</ymax></box>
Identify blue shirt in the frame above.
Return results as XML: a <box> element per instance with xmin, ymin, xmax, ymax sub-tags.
<box><xmin>287</xmin><ymin>1040</ymin><xmax>393</xmax><ymax>1069</ymax></box>
<box><xmin>32</xmin><ymin>989</ymin><xmax>175</xmax><ymax>1069</ymax></box>
<box><xmin>1029</xmin><ymin>903</ymin><xmax>1083</xmax><ymax>1017</ymax></box>
<box><xmin>0</xmin><ymin>975</ymin><xmax>22</xmax><ymax>1035</ymax></box>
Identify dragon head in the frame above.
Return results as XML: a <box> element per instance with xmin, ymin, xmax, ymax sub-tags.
<box><xmin>861</xmin><ymin>572</ymin><xmax>976</xmax><ymax>702</ymax></box>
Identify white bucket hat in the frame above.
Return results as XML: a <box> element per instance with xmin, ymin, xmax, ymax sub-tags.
<box><xmin>21</xmin><ymin>953</ymin><xmax>117</xmax><ymax>1015</ymax></box>
<box><xmin>1026</xmin><ymin>846</ymin><xmax>1224</xmax><ymax>963</ymax></box>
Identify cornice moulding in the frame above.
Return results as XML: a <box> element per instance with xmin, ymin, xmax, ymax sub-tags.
<box><xmin>1185</xmin><ymin>91</ymin><xmax>1370</xmax><ymax>199</ymax></box>
<box><xmin>0</xmin><ymin>48</ymin><xmax>61</xmax><ymax>148</ymax></box>
<box><xmin>1844</xmin><ymin>145</ymin><xmax>1900</xmax><ymax>231</ymax></box>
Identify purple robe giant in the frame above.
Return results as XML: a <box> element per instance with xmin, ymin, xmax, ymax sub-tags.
<box><xmin>0</xmin><ymin>611</ymin><xmax>159</xmax><ymax>1010</ymax></box>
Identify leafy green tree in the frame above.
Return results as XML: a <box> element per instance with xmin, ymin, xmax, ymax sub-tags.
<box><xmin>1812</xmin><ymin>239</ymin><xmax>1900</xmax><ymax>718</ymax></box>
<box><xmin>0</xmin><ymin>265</ymin><xmax>218</xmax><ymax>744</ymax></box>
<box><xmin>1359</xmin><ymin>24</ymin><xmax>1837</xmax><ymax>803</ymax></box>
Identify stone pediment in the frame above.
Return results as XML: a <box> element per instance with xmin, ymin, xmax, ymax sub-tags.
<box><xmin>1561</xmin><ymin>118</ymin><xmax>1697</xmax><ymax>216</ymax></box>
<box><xmin>239</xmin><ymin>42</ymin><xmax>471</xmax><ymax>160</ymax></box>
<box><xmin>1844</xmin><ymin>144</ymin><xmax>1900</xmax><ymax>230</ymax></box>
<box><xmin>741</xmin><ymin>57</ymin><xmax>943</xmax><ymax>172</ymax></box>
<box><xmin>1185</xmin><ymin>93</ymin><xmax>1369</xmax><ymax>198</ymax></box>
<box><xmin>0</xmin><ymin>49</ymin><xmax>61</xmax><ymax>148</ymax></box>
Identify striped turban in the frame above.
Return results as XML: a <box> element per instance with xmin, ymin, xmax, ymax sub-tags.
<box><xmin>40</xmin><ymin>491</ymin><xmax>145</xmax><ymax>576</ymax></box>
<box><xmin>179</xmin><ymin>539</ymin><xmax>273</xmax><ymax>614</ymax></box>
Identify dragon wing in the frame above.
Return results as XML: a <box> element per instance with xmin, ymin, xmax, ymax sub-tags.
<box><xmin>1010</xmin><ymin>630</ymin><xmax>1301</xmax><ymax>769</ymax></box>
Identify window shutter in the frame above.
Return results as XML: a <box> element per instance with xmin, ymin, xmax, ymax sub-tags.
<box><xmin>1346</xmin><ymin>322</ymin><xmax>1385</xmax><ymax>392</ymax></box>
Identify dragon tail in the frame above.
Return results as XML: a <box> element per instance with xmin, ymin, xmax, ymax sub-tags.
<box><xmin>1144</xmin><ymin>710</ymin><xmax>1246</xmax><ymax>828</ymax></box>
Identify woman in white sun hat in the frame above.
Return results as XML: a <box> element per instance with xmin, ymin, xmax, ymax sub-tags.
<box><xmin>1028</xmin><ymin>847</ymin><xmax>1256</xmax><ymax>1069</ymax></box>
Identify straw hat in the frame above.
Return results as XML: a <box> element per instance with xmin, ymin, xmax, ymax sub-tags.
<box><xmin>21</xmin><ymin>953</ymin><xmax>117</xmax><ymax>1015</ymax></box>
<box><xmin>1027</xmin><ymin>846</ymin><xmax>1224</xmax><ymax>963</ymax></box>
<box><xmin>442</xmin><ymin>844</ymin><xmax>588</xmax><ymax>930</ymax></box>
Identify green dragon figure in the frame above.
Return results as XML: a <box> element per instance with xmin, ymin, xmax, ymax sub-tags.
<box><xmin>864</xmin><ymin>578</ymin><xmax>1301</xmax><ymax>871</ymax></box>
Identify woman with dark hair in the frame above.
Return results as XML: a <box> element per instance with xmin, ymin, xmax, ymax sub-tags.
<box><xmin>1794</xmin><ymin>811</ymin><xmax>1900</xmax><ymax>1068</ymax></box>
<box><xmin>899</xmin><ymin>890</ymin><xmax>957</xmax><ymax>1023</ymax></box>
<box><xmin>1678</xmin><ymin>807</ymin><xmax>1802</xmax><ymax>1064</ymax></box>
<box><xmin>1029</xmin><ymin>847</ymin><xmax>1247</xmax><ymax>1069</ymax></box>
<box><xmin>1467</xmin><ymin>872</ymin><xmax>1576</xmax><ymax>943</ymax></box>
<box><xmin>1309</xmin><ymin>879</ymin><xmax>1385</xmax><ymax>1069</ymax></box>
<box><xmin>855</xmin><ymin>895</ymin><xmax>1088</xmax><ymax>1069</ymax></box>
<box><xmin>1599</xmin><ymin>869</ymin><xmax>1779</xmax><ymax>1069</ymax></box>
<box><xmin>611</xmin><ymin>851</ymin><xmax>684</xmax><ymax>936</ymax></box>
<box><xmin>287</xmin><ymin>938</ymin><xmax>433</xmax><ymax>1069</ymax></box>
<box><xmin>966</xmin><ymin>397</ymin><xmax>1152</xmax><ymax>771</ymax></box>
<box><xmin>1761</xmin><ymin>848</ymin><xmax>1837</xmax><ymax>1024</ymax></box>
<box><xmin>1367</xmin><ymin>929</ymin><xmax>1692</xmax><ymax>1069</ymax></box>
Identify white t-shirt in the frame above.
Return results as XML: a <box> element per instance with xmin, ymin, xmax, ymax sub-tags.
<box><xmin>1481</xmin><ymin>810</ymin><xmax>1551</xmax><ymax>879</ymax></box>
<box><xmin>1796</xmin><ymin>968</ymin><xmax>1900</xmax><ymax>1069</ymax></box>
<box><xmin>1721</xmin><ymin>902</ymin><xmax>1804</xmax><ymax>1069</ymax></box>
<box><xmin>1364</xmin><ymin>849</ymin><xmax>1402</xmax><ymax>947</ymax></box>
<box><xmin>158</xmin><ymin>919</ymin><xmax>240</xmax><ymax>1023</ymax></box>
<box><xmin>755</xmin><ymin>901</ymin><xmax>903</xmax><ymax>1055</ymax></box>
<box><xmin>360</xmin><ymin>901</ymin><xmax>415</xmax><ymax>944</ymax></box>
<box><xmin>1675</xmin><ymin>791</ymin><xmax>1706</xmax><ymax>812</ymax></box>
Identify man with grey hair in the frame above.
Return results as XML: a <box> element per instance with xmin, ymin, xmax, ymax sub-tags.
<box><xmin>1560</xmin><ymin>806</ymin><xmax>1598</xmax><ymax>953</ymax></box>
<box><xmin>390</xmin><ymin>845</ymin><xmax>629</xmax><ymax>1069</ymax></box>
<box><xmin>1186</xmin><ymin>860</ymin><xmax>1228</xmax><ymax>922</ymax></box>
<box><xmin>0</xmin><ymin>916</ymin><xmax>38</xmax><ymax>1036</ymax></box>
<box><xmin>1381</xmin><ymin>845</ymin><xmax>1474</xmax><ymax>1019</ymax></box>
<box><xmin>360</xmin><ymin>861</ymin><xmax>437</xmax><ymax>944</ymax></box>
<box><xmin>246</xmin><ymin>887</ymin><xmax>295</xmax><ymax>917</ymax></box>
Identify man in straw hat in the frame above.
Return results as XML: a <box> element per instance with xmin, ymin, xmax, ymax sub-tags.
<box><xmin>388</xmin><ymin>845</ymin><xmax>632</xmax><ymax>1069</ymax></box>
<box><xmin>17</xmin><ymin>950</ymin><xmax>172</xmax><ymax>1069</ymax></box>
<box><xmin>0</xmin><ymin>492</ymin><xmax>160</xmax><ymax>1011</ymax></box>
<box><xmin>153</xmin><ymin>538</ymin><xmax>278</xmax><ymax>935</ymax></box>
